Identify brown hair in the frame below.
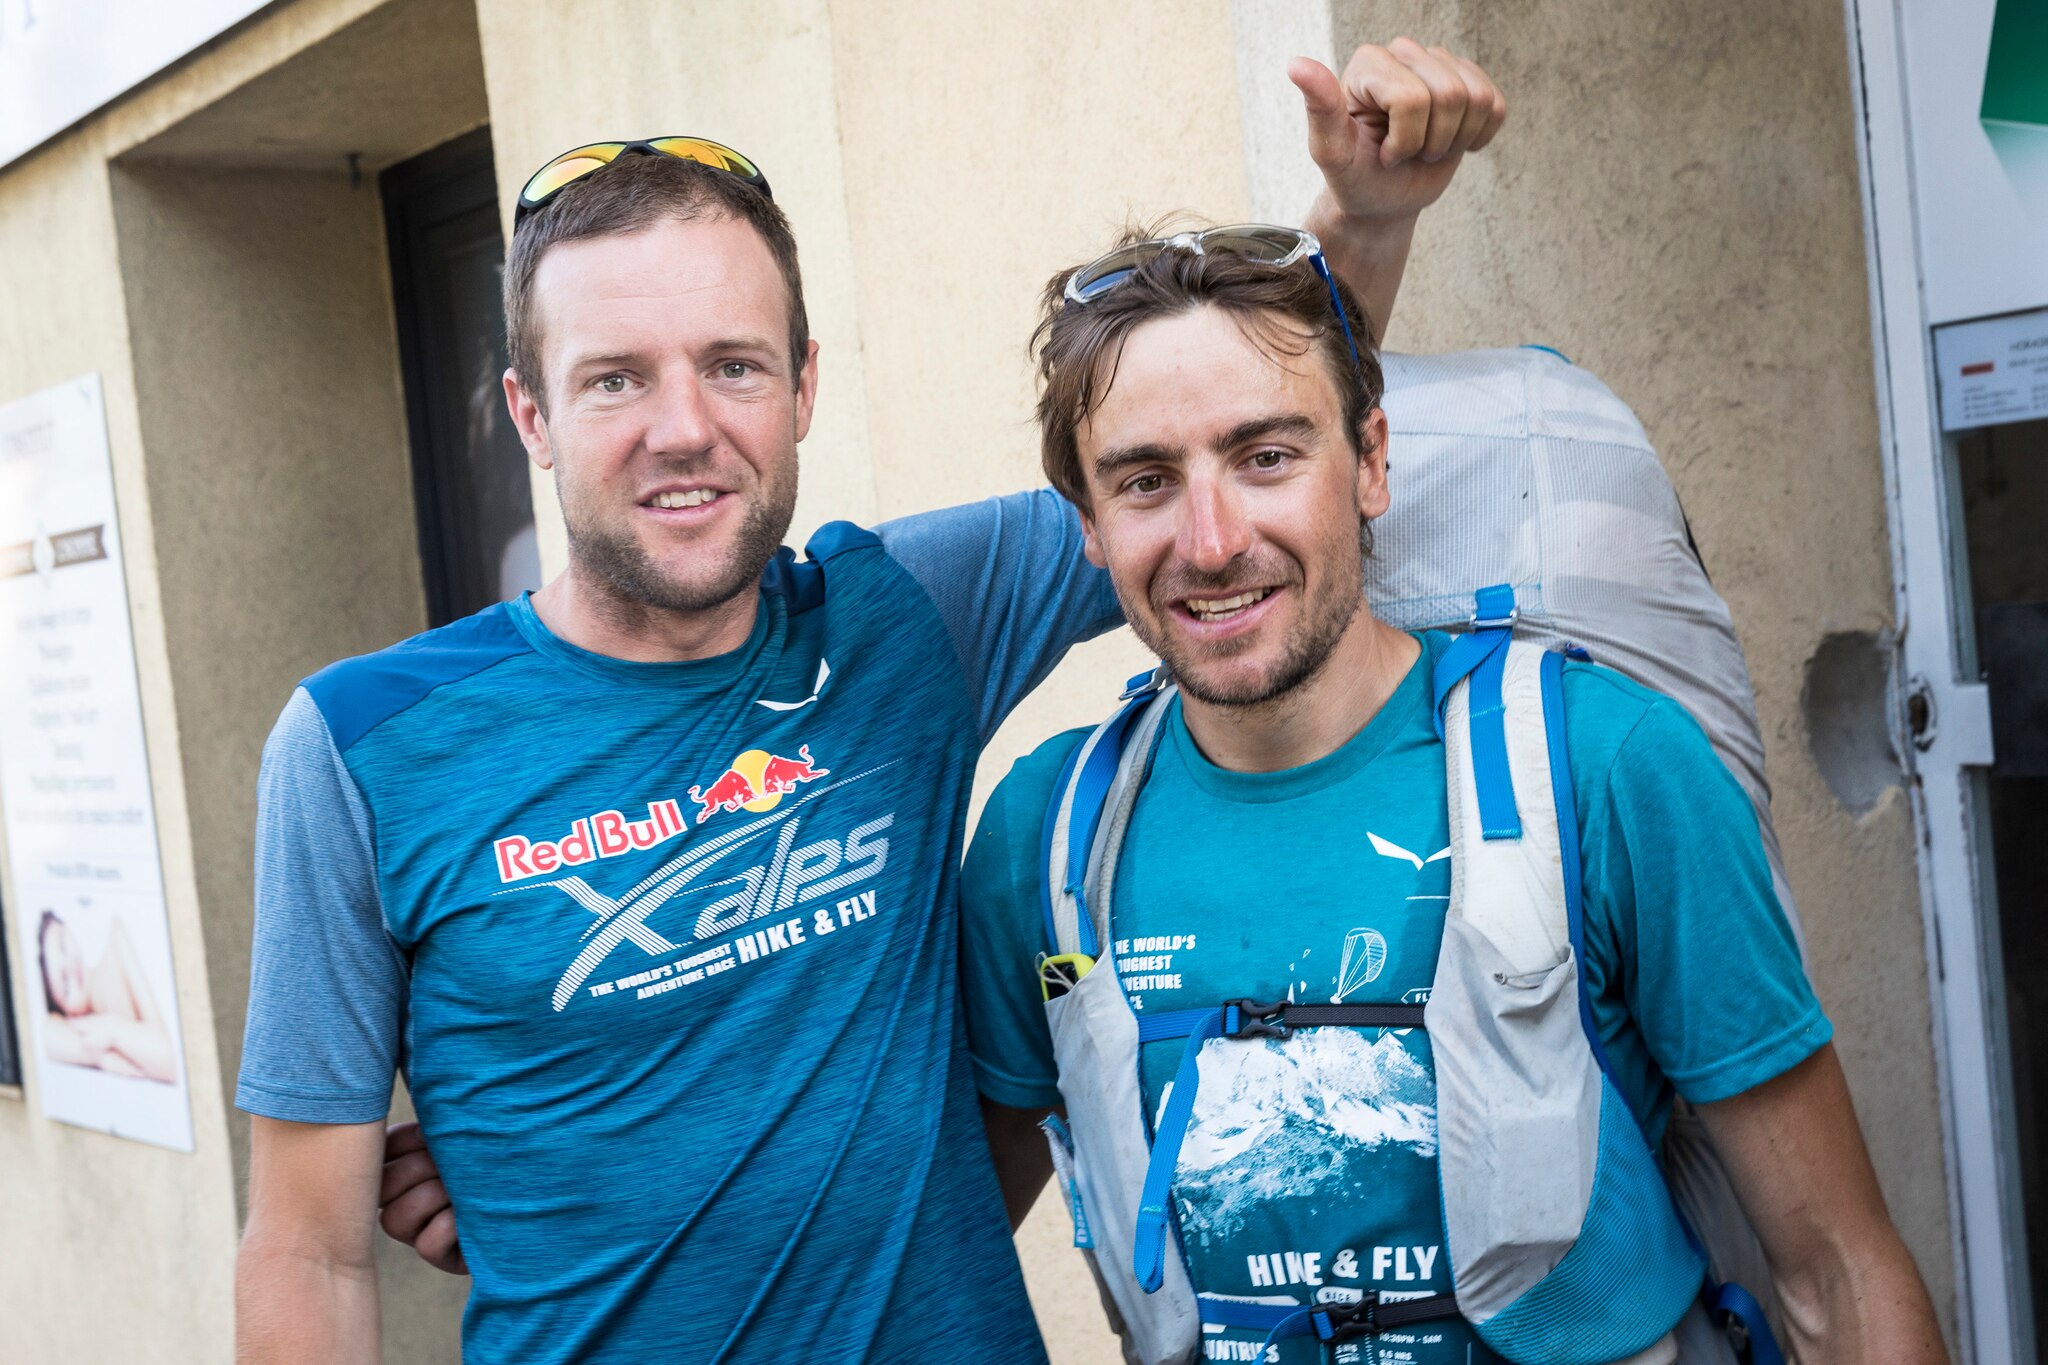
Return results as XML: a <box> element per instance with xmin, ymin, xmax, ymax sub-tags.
<box><xmin>1031</xmin><ymin>225</ymin><xmax>1383</xmax><ymax>508</ymax></box>
<box><xmin>503</xmin><ymin>152</ymin><xmax>808</xmax><ymax>409</ymax></box>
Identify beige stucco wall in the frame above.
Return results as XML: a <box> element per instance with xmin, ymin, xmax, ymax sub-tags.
<box><xmin>0</xmin><ymin>0</ymin><xmax>1958</xmax><ymax>1360</ymax></box>
<box><xmin>1321</xmin><ymin>0</ymin><xmax>1955</xmax><ymax>1345</ymax></box>
<box><xmin>0</xmin><ymin>0</ymin><xmax>493</xmax><ymax>1358</ymax></box>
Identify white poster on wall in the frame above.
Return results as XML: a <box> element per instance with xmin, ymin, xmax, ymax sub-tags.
<box><xmin>1903</xmin><ymin>0</ymin><xmax>2048</xmax><ymax>325</ymax></box>
<box><xmin>0</xmin><ymin>374</ymin><xmax>193</xmax><ymax>1152</ymax></box>
<box><xmin>0</xmin><ymin>0</ymin><xmax>274</xmax><ymax>170</ymax></box>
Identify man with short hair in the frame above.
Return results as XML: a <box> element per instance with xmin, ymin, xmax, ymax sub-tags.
<box><xmin>233</xmin><ymin>43</ymin><xmax>1507</xmax><ymax>1364</ymax></box>
<box><xmin>957</xmin><ymin>230</ymin><xmax>1948</xmax><ymax>1361</ymax></box>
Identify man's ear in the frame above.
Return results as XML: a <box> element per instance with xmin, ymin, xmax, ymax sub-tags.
<box><xmin>505</xmin><ymin>367</ymin><xmax>554</xmax><ymax>471</ymax></box>
<box><xmin>1355</xmin><ymin>407</ymin><xmax>1391</xmax><ymax>521</ymax></box>
<box><xmin>793</xmin><ymin>339</ymin><xmax>822</xmax><ymax>443</ymax></box>
<box><xmin>1080</xmin><ymin>508</ymin><xmax>1108</xmax><ymax>570</ymax></box>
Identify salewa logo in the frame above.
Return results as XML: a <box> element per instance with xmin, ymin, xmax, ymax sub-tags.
<box><xmin>755</xmin><ymin>657</ymin><xmax>831</xmax><ymax>712</ymax></box>
<box><xmin>497</xmin><ymin>765</ymin><xmax>895</xmax><ymax>1010</ymax></box>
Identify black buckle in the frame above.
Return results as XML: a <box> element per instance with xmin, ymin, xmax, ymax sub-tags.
<box><xmin>1312</xmin><ymin>1292</ymin><xmax>1381</xmax><ymax>1343</ymax></box>
<box><xmin>1224</xmin><ymin>998</ymin><xmax>1290</xmax><ymax>1040</ymax></box>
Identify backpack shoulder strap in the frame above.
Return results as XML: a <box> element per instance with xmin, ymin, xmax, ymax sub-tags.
<box><xmin>1041</xmin><ymin>666</ymin><xmax>1175</xmax><ymax>959</ymax></box>
<box><xmin>1436</xmin><ymin>585</ymin><xmax>1572</xmax><ymax>979</ymax></box>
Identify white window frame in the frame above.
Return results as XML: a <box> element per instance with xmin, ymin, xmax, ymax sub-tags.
<box><xmin>1845</xmin><ymin>2</ymin><xmax>2032</xmax><ymax>1361</ymax></box>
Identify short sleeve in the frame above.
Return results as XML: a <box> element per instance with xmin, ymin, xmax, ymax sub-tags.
<box><xmin>959</xmin><ymin>735</ymin><xmax>1086</xmax><ymax>1111</ymax></box>
<box><xmin>235</xmin><ymin>688</ymin><xmax>409</xmax><ymax>1124</ymax></box>
<box><xmin>877</xmin><ymin>490</ymin><xmax>1124</xmax><ymax>743</ymax></box>
<box><xmin>1579</xmin><ymin>693</ymin><xmax>1831</xmax><ymax>1107</ymax></box>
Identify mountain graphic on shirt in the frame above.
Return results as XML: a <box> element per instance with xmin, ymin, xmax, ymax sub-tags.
<box><xmin>1171</xmin><ymin>1028</ymin><xmax>1436</xmax><ymax>1244</ymax></box>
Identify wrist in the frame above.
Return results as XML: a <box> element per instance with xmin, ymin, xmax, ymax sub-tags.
<box><xmin>1306</xmin><ymin>190</ymin><xmax>1422</xmax><ymax>242</ymax></box>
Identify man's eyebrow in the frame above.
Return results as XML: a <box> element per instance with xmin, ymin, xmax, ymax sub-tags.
<box><xmin>1093</xmin><ymin>441</ymin><xmax>1185</xmax><ymax>479</ymax></box>
<box><xmin>1217</xmin><ymin>413</ymin><xmax>1319</xmax><ymax>448</ymax></box>
<box><xmin>1093</xmin><ymin>413</ymin><xmax>1321</xmax><ymax>479</ymax></box>
<box><xmin>565</xmin><ymin>351</ymin><xmax>645</xmax><ymax>374</ymax></box>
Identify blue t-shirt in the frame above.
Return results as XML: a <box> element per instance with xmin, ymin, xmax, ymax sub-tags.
<box><xmin>961</xmin><ymin>631</ymin><xmax>1830</xmax><ymax>1365</ymax></box>
<box><xmin>235</xmin><ymin>492</ymin><xmax>1121</xmax><ymax>1363</ymax></box>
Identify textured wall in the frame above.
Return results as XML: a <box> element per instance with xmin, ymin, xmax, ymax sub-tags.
<box><xmin>473</xmin><ymin>0</ymin><xmax>883</xmax><ymax>577</ymax></box>
<box><xmin>1324</xmin><ymin>0</ymin><xmax>1954</xmax><ymax>1342</ymax></box>
<box><xmin>0</xmin><ymin>0</ymin><xmax>487</xmax><ymax>1358</ymax></box>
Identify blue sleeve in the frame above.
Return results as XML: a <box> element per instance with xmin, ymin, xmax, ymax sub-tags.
<box><xmin>235</xmin><ymin>688</ymin><xmax>409</xmax><ymax>1124</ymax></box>
<box><xmin>958</xmin><ymin>733</ymin><xmax>1088</xmax><ymax>1110</ymax></box>
<box><xmin>877</xmin><ymin>490</ymin><xmax>1124</xmax><ymax>743</ymax></box>
<box><xmin>1577</xmin><ymin>688</ymin><xmax>1831</xmax><ymax>1107</ymax></box>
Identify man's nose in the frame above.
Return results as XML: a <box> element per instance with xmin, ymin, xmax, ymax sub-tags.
<box><xmin>1176</xmin><ymin>475</ymin><xmax>1253</xmax><ymax>574</ymax></box>
<box><xmin>644</xmin><ymin>376</ymin><xmax>718</xmax><ymax>457</ymax></box>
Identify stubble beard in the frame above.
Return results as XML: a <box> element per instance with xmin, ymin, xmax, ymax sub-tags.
<box><xmin>1126</xmin><ymin>534</ymin><xmax>1366</xmax><ymax>711</ymax></box>
<box><xmin>564</xmin><ymin>464</ymin><xmax>798</xmax><ymax>615</ymax></box>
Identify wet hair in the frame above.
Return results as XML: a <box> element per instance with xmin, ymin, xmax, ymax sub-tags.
<box><xmin>37</xmin><ymin>910</ymin><xmax>67</xmax><ymax>1017</ymax></box>
<box><xmin>503</xmin><ymin>151</ymin><xmax>809</xmax><ymax>410</ymax></box>
<box><xmin>1031</xmin><ymin>223</ymin><xmax>1383</xmax><ymax>510</ymax></box>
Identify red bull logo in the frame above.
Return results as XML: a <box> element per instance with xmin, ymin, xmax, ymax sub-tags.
<box><xmin>493</xmin><ymin>799</ymin><xmax>688</xmax><ymax>884</ymax></box>
<box><xmin>689</xmin><ymin>745</ymin><xmax>831</xmax><ymax>825</ymax></box>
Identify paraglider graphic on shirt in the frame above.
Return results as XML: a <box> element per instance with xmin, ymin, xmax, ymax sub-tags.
<box><xmin>1333</xmin><ymin>928</ymin><xmax>1387</xmax><ymax>1002</ymax></box>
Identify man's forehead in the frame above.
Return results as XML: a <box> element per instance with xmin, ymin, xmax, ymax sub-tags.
<box><xmin>1081</xmin><ymin>307</ymin><xmax>1338</xmax><ymax>450</ymax></box>
<box><xmin>533</xmin><ymin>214</ymin><xmax>786</xmax><ymax>344</ymax></box>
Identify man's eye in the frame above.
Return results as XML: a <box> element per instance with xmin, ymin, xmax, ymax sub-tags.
<box><xmin>597</xmin><ymin>374</ymin><xmax>628</xmax><ymax>394</ymax></box>
<box><xmin>1249</xmin><ymin>450</ymin><xmax>1287</xmax><ymax>470</ymax></box>
<box><xmin>1129</xmin><ymin>474</ymin><xmax>1164</xmax><ymax>496</ymax></box>
<box><xmin>719</xmin><ymin>361</ymin><xmax>752</xmax><ymax>380</ymax></box>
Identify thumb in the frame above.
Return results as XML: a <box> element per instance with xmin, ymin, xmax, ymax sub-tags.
<box><xmin>1288</xmin><ymin>56</ymin><xmax>1355</xmax><ymax>171</ymax></box>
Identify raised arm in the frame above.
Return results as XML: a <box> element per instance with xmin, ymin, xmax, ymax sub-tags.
<box><xmin>237</xmin><ymin>1116</ymin><xmax>386</xmax><ymax>1363</ymax></box>
<box><xmin>1292</xmin><ymin>39</ymin><xmax>1508</xmax><ymax>338</ymax></box>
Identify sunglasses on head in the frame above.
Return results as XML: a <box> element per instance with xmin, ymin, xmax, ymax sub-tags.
<box><xmin>1063</xmin><ymin>224</ymin><xmax>1364</xmax><ymax>374</ymax></box>
<box><xmin>514</xmin><ymin>136</ymin><xmax>772</xmax><ymax>228</ymax></box>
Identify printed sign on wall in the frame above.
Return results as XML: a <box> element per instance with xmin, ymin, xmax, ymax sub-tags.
<box><xmin>0</xmin><ymin>375</ymin><xmax>194</xmax><ymax>1151</ymax></box>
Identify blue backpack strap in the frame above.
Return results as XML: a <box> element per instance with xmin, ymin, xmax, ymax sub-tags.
<box><xmin>1039</xmin><ymin>666</ymin><xmax>1168</xmax><ymax>958</ymax></box>
<box><xmin>1432</xmin><ymin>584</ymin><xmax>1521</xmax><ymax>840</ymax></box>
<box><xmin>1540</xmin><ymin>647</ymin><xmax>1786</xmax><ymax>1365</ymax></box>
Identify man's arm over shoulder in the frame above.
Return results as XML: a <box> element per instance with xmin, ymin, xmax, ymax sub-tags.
<box><xmin>238</xmin><ymin>1116</ymin><xmax>385</xmax><ymax>1363</ymax></box>
<box><xmin>878</xmin><ymin>492</ymin><xmax>1121</xmax><ymax>743</ymax></box>
<box><xmin>960</xmin><ymin>732</ymin><xmax>1088</xmax><ymax>1226</ymax></box>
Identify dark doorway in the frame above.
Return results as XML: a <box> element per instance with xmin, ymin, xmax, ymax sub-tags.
<box><xmin>1956</xmin><ymin>413</ymin><xmax>2048</xmax><ymax>1325</ymax></box>
<box><xmin>383</xmin><ymin>126</ymin><xmax>539</xmax><ymax>627</ymax></box>
<box><xmin>0</xmin><ymin>893</ymin><xmax>17</xmax><ymax>1088</ymax></box>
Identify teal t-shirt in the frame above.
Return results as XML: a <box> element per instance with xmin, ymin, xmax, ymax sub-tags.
<box><xmin>961</xmin><ymin>632</ymin><xmax>1830</xmax><ymax>1365</ymax></box>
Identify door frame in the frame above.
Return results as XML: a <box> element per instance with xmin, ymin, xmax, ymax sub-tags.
<box><xmin>1845</xmin><ymin>2</ymin><xmax>2031</xmax><ymax>1361</ymax></box>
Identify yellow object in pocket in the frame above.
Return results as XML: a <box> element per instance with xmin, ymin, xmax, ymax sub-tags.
<box><xmin>1037</xmin><ymin>951</ymin><xmax>1096</xmax><ymax>1001</ymax></box>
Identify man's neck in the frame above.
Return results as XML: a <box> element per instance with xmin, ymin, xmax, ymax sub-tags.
<box><xmin>1179</xmin><ymin>609</ymin><xmax>1420</xmax><ymax>774</ymax></box>
<box><xmin>528</xmin><ymin>565</ymin><xmax>759</xmax><ymax>663</ymax></box>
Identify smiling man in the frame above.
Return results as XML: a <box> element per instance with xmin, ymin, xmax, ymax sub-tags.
<box><xmin>231</xmin><ymin>44</ymin><xmax>1514</xmax><ymax>1365</ymax></box>
<box><xmin>956</xmin><ymin>233</ymin><xmax>1947</xmax><ymax>1361</ymax></box>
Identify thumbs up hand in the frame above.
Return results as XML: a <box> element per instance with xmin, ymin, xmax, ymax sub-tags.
<box><xmin>1291</xmin><ymin>38</ymin><xmax>1507</xmax><ymax>225</ymax></box>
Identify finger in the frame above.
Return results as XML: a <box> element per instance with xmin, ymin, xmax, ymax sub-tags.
<box><xmin>1465</xmin><ymin>55</ymin><xmax>1509</xmax><ymax>149</ymax></box>
<box><xmin>383</xmin><ymin>1120</ymin><xmax>426</xmax><ymax>1160</ymax></box>
<box><xmin>1287</xmin><ymin>56</ymin><xmax>1356</xmax><ymax>172</ymax></box>
<box><xmin>1341</xmin><ymin>43</ymin><xmax>1432</xmax><ymax>166</ymax></box>
<box><xmin>1388</xmin><ymin>40</ymin><xmax>1470</xmax><ymax>161</ymax></box>
<box><xmin>379</xmin><ymin>1177</ymin><xmax>454</xmax><ymax>1247</ymax></box>
<box><xmin>378</xmin><ymin>1148</ymin><xmax>445</xmax><ymax>1207</ymax></box>
<box><xmin>1431</xmin><ymin>48</ymin><xmax>1494</xmax><ymax>155</ymax></box>
<box><xmin>415</xmin><ymin>1207</ymin><xmax>468</xmax><ymax>1276</ymax></box>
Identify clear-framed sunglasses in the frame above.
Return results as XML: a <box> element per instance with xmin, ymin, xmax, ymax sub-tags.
<box><xmin>1061</xmin><ymin>224</ymin><xmax>1364</xmax><ymax>372</ymax></box>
